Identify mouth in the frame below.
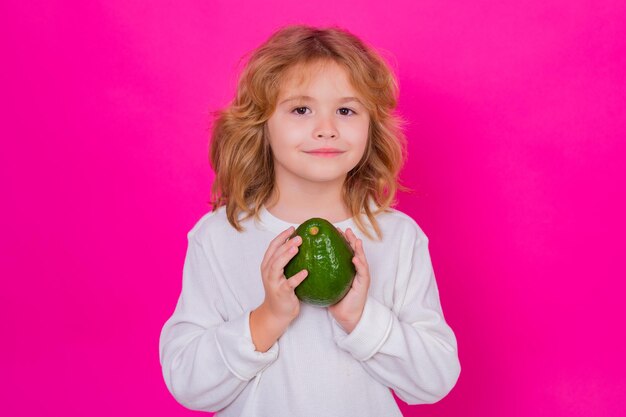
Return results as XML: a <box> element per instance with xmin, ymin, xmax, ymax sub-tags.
<box><xmin>304</xmin><ymin>151</ymin><xmax>345</xmax><ymax>158</ymax></box>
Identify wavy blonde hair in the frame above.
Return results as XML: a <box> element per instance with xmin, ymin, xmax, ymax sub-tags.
<box><xmin>208</xmin><ymin>24</ymin><xmax>411</xmax><ymax>240</ymax></box>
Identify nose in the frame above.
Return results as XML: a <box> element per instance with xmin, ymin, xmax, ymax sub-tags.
<box><xmin>316</xmin><ymin>131</ymin><xmax>336</xmax><ymax>139</ymax></box>
<box><xmin>314</xmin><ymin>113</ymin><xmax>338</xmax><ymax>139</ymax></box>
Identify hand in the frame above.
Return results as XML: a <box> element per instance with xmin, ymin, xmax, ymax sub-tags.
<box><xmin>251</xmin><ymin>227</ymin><xmax>308</xmax><ymax>352</ymax></box>
<box><xmin>328</xmin><ymin>227</ymin><xmax>371</xmax><ymax>333</ymax></box>
<box><xmin>259</xmin><ymin>226</ymin><xmax>309</xmax><ymax>323</ymax></box>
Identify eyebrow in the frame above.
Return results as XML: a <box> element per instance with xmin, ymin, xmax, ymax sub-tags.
<box><xmin>278</xmin><ymin>95</ymin><xmax>363</xmax><ymax>106</ymax></box>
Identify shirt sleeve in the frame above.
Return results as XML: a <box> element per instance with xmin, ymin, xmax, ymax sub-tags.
<box><xmin>159</xmin><ymin>229</ymin><xmax>279</xmax><ymax>412</ymax></box>
<box><xmin>328</xmin><ymin>231</ymin><xmax>461</xmax><ymax>405</ymax></box>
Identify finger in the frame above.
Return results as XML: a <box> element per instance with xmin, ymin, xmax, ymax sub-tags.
<box><xmin>353</xmin><ymin>265</ymin><xmax>370</xmax><ymax>288</ymax></box>
<box><xmin>350</xmin><ymin>230</ymin><xmax>363</xmax><ymax>254</ymax></box>
<box><xmin>269</xmin><ymin>235</ymin><xmax>302</xmax><ymax>279</ymax></box>
<box><xmin>345</xmin><ymin>228</ymin><xmax>356</xmax><ymax>249</ymax></box>
<box><xmin>286</xmin><ymin>269</ymin><xmax>309</xmax><ymax>289</ymax></box>
<box><xmin>356</xmin><ymin>239</ymin><xmax>368</xmax><ymax>267</ymax></box>
<box><xmin>352</xmin><ymin>255</ymin><xmax>370</xmax><ymax>283</ymax></box>
<box><xmin>348</xmin><ymin>235</ymin><xmax>365</xmax><ymax>263</ymax></box>
<box><xmin>262</xmin><ymin>226</ymin><xmax>295</xmax><ymax>269</ymax></box>
<box><xmin>353</xmin><ymin>236</ymin><xmax>362</xmax><ymax>255</ymax></box>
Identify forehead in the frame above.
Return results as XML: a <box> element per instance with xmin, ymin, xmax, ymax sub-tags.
<box><xmin>279</xmin><ymin>60</ymin><xmax>356</xmax><ymax>93</ymax></box>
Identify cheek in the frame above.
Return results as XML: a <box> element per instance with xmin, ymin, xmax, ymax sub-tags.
<box><xmin>346</xmin><ymin>121</ymin><xmax>369</xmax><ymax>148</ymax></box>
<box><xmin>350</xmin><ymin>123</ymin><xmax>370</xmax><ymax>164</ymax></box>
<box><xmin>268</xmin><ymin>116</ymin><xmax>303</xmax><ymax>144</ymax></box>
<box><xmin>267</xmin><ymin>133</ymin><xmax>302</xmax><ymax>166</ymax></box>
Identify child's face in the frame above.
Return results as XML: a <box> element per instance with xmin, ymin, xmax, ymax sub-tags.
<box><xmin>266</xmin><ymin>60</ymin><xmax>370</xmax><ymax>190</ymax></box>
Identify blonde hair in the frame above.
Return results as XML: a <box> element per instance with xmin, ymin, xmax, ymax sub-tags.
<box><xmin>208</xmin><ymin>24</ymin><xmax>411</xmax><ymax>240</ymax></box>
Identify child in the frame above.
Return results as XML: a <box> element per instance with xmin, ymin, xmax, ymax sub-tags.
<box><xmin>159</xmin><ymin>24</ymin><xmax>460</xmax><ymax>416</ymax></box>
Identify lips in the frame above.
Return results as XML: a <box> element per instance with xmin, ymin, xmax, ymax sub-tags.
<box><xmin>305</xmin><ymin>148</ymin><xmax>344</xmax><ymax>153</ymax></box>
<box><xmin>305</xmin><ymin>149</ymin><xmax>344</xmax><ymax>158</ymax></box>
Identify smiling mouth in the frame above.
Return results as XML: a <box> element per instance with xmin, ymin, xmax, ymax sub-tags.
<box><xmin>304</xmin><ymin>151</ymin><xmax>344</xmax><ymax>158</ymax></box>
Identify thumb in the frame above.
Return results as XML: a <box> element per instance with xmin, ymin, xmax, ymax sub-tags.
<box><xmin>287</xmin><ymin>269</ymin><xmax>309</xmax><ymax>289</ymax></box>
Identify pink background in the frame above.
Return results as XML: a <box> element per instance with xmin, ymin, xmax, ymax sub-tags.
<box><xmin>2</xmin><ymin>1</ymin><xmax>625</xmax><ymax>416</ymax></box>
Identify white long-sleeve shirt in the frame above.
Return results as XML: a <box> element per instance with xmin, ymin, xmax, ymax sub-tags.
<box><xmin>159</xmin><ymin>203</ymin><xmax>461</xmax><ymax>416</ymax></box>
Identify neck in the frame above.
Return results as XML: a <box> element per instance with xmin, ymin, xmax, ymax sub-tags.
<box><xmin>266</xmin><ymin>175</ymin><xmax>352</xmax><ymax>224</ymax></box>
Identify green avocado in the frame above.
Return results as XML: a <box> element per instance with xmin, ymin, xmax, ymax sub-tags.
<box><xmin>284</xmin><ymin>218</ymin><xmax>356</xmax><ymax>307</ymax></box>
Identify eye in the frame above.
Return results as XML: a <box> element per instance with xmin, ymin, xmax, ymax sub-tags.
<box><xmin>291</xmin><ymin>106</ymin><xmax>310</xmax><ymax>115</ymax></box>
<box><xmin>338</xmin><ymin>107</ymin><xmax>356</xmax><ymax>116</ymax></box>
